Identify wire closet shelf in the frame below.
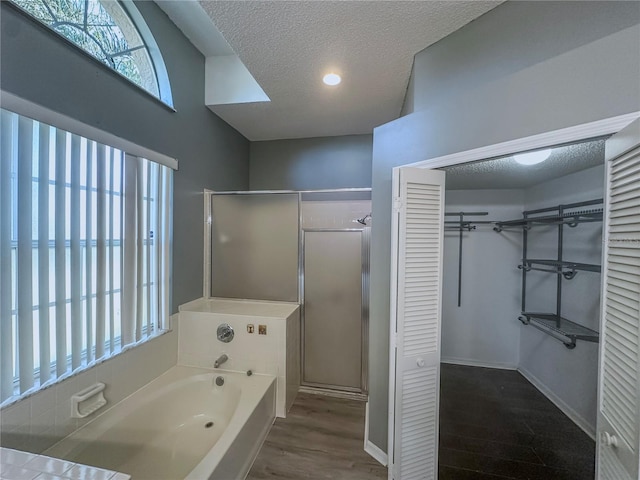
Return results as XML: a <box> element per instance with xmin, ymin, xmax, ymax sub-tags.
<box><xmin>494</xmin><ymin>198</ymin><xmax>603</xmax><ymax>349</ymax></box>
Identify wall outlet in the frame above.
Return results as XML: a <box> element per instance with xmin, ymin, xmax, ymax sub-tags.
<box><xmin>247</xmin><ymin>324</ymin><xmax>254</xmax><ymax>334</ymax></box>
<box><xmin>258</xmin><ymin>325</ymin><xmax>267</xmax><ymax>335</ymax></box>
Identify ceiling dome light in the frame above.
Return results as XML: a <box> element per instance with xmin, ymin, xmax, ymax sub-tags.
<box><xmin>514</xmin><ymin>149</ymin><xmax>552</xmax><ymax>166</ymax></box>
<box><xmin>323</xmin><ymin>73</ymin><xmax>341</xmax><ymax>86</ymax></box>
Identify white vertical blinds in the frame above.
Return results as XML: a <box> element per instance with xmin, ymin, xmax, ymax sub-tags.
<box><xmin>54</xmin><ymin>128</ymin><xmax>67</xmax><ymax>378</ymax></box>
<box><xmin>37</xmin><ymin>122</ymin><xmax>51</xmax><ymax>384</ymax></box>
<box><xmin>0</xmin><ymin>111</ymin><xmax>13</xmax><ymax>398</ymax></box>
<box><xmin>17</xmin><ymin>115</ymin><xmax>35</xmax><ymax>392</ymax></box>
<box><xmin>0</xmin><ymin>108</ymin><xmax>172</xmax><ymax>404</ymax></box>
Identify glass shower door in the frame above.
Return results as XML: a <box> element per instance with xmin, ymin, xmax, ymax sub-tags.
<box><xmin>302</xmin><ymin>229</ymin><xmax>368</xmax><ymax>392</ymax></box>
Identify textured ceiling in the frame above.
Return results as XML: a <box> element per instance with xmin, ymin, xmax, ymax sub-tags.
<box><xmin>443</xmin><ymin>139</ymin><xmax>607</xmax><ymax>190</ymax></box>
<box><xmin>197</xmin><ymin>1</ymin><xmax>502</xmax><ymax>141</ymax></box>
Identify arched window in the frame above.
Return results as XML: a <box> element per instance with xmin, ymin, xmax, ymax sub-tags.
<box><xmin>9</xmin><ymin>0</ymin><xmax>173</xmax><ymax>106</ymax></box>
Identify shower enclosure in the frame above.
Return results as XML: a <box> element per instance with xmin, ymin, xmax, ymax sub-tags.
<box><xmin>205</xmin><ymin>189</ymin><xmax>371</xmax><ymax>395</ymax></box>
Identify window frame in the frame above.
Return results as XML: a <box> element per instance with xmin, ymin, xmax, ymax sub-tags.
<box><xmin>5</xmin><ymin>0</ymin><xmax>175</xmax><ymax>110</ymax></box>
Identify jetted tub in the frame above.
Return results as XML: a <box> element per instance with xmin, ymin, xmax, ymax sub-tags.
<box><xmin>44</xmin><ymin>366</ymin><xmax>276</xmax><ymax>480</ymax></box>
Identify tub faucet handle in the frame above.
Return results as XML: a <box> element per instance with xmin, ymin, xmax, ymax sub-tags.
<box><xmin>217</xmin><ymin>323</ymin><xmax>234</xmax><ymax>343</ymax></box>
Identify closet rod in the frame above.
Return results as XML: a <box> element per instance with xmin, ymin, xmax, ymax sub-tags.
<box><xmin>444</xmin><ymin>211</ymin><xmax>489</xmax><ymax>307</ymax></box>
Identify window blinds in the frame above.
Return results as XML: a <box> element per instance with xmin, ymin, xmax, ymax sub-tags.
<box><xmin>0</xmin><ymin>108</ymin><xmax>172</xmax><ymax>404</ymax></box>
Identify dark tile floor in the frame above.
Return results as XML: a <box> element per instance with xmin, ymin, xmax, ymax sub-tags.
<box><xmin>439</xmin><ymin>364</ymin><xmax>596</xmax><ymax>480</ymax></box>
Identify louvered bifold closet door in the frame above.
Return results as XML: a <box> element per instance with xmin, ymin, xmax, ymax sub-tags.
<box><xmin>597</xmin><ymin>119</ymin><xmax>640</xmax><ymax>480</ymax></box>
<box><xmin>390</xmin><ymin>167</ymin><xmax>445</xmax><ymax>480</ymax></box>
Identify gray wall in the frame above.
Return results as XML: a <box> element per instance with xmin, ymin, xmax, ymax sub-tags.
<box><xmin>249</xmin><ymin>135</ymin><xmax>372</xmax><ymax>190</ymax></box>
<box><xmin>369</xmin><ymin>2</ymin><xmax>640</xmax><ymax>452</ymax></box>
<box><xmin>406</xmin><ymin>1</ymin><xmax>640</xmax><ymax>114</ymax></box>
<box><xmin>1</xmin><ymin>2</ymin><xmax>250</xmax><ymax>312</ymax></box>
<box><xmin>520</xmin><ymin>165</ymin><xmax>604</xmax><ymax>435</ymax></box>
<box><xmin>442</xmin><ymin>190</ymin><xmax>523</xmax><ymax>369</ymax></box>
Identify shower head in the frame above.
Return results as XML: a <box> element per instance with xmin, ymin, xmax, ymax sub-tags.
<box><xmin>356</xmin><ymin>213</ymin><xmax>372</xmax><ymax>225</ymax></box>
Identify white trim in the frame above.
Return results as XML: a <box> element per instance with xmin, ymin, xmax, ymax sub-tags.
<box><xmin>364</xmin><ymin>402</ymin><xmax>388</xmax><ymax>466</ymax></box>
<box><xmin>1</xmin><ymin>90</ymin><xmax>178</xmax><ymax>170</ymax></box>
<box><xmin>203</xmin><ymin>189</ymin><xmax>213</xmax><ymax>299</ymax></box>
<box><xmin>120</xmin><ymin>0</ymin><xmax>174</xmax><ymax>107</ymax></box>
<box><xmin>365</xmin><ymin>440</ymin><xmax>389</xmax><ymax>467</ymax></box>
<box><xmin>382</xmin><ymin>111</ymin><xmax>640</xmax><ymax>477</ymax></box>
<box><xmin>518</xmin><ymin>365</ymin><xmax>596</xmax><ymax>440</ymax></box>
<box><xmin>298</xmin><ymin>386</ymin><xmax>366</xmax><ymax>401</ymax></box>
<box><xmin>386</xmin><ymin>168</ymin><xmax>401</xmax><ymax>477</ymax></box>
<box><xmin>209</xmin><ymin>188</ymin><xmax>371</xmax><ymax>195</ymax></box>
<box><xmin>441</xmin><ymin>357</ymin><xmax>517</xmax><ymax>371</ymax></box>
<box><xmin>405</xmin><ymin>112</ymin><xmax>640</xmax><ymax>170</ymax></box>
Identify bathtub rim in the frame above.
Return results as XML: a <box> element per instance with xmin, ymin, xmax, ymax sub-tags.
<box><xmin>44</xmin><ymin>365</ymin><xmax>276</xmax><ymax>479</ymax></box>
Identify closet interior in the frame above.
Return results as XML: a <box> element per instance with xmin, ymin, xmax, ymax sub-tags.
<box><xmin>437</xmin><ymin>137</ymin><xmax>606</xmax><ymax>479</ymax></box>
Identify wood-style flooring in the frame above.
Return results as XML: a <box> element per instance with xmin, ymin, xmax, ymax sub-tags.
<box><xmin>439</xmin><ymin>364</ymin><xmax>596</xmax><ymax>480</ymax></box>
<box><xmin>246</xmin><ymin>392</ymin><xmax>387</xmax><ymax>479</ymax></box>
<box><xmin>248</xmin><ymin>365</ymin><xmax>595</xmax><ymax>479</ymax></box>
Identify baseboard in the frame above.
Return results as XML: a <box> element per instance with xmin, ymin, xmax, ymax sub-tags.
<box><xmin>365</xmin><ymin>440</ymin><xmax>388</xmax><ymax>467</ymax></box>
<box><xmin>298</xmin><ymin>385</ymin><xmax>366</xmax><ymax>401</ymax></box>
<box><xmin>364</xmin><ymin>402</ymin><xmax>388</xmax><ymax>467</ymax></box>
<box><xmin>441</xmin><ymin>357</ymin><xmax>517</xmax><ymax>370</ymax></box>
<box><xmin>517</xmin><ymin>366</ymin><xmax>596</xmax><ymax>441</ymax></box>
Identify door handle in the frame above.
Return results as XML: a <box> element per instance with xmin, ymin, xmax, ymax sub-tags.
<box><xmin>416</xmin><ymin>358</ymin><xmax>425</xmax><ymax>368</ymax></box>
<box><xmin>601</xmin><ymin>431</ymin><xmax>619</xmax><ymax>448</ymax></box>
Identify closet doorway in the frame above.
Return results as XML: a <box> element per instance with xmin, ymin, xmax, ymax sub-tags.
<box><xmin>387</xmin><ymin>115</ymin><xmax>640</xmax><ymax>480</ymax></box>
<box><xmin>437</xmin><ymin>137</ymin><xmax>606</xmax><ymax>479</ymax></box>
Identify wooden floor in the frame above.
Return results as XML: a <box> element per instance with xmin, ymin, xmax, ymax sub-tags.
<box><xmin>439</xmin><ymin>364</ymin><xmax>595</xmax><ymax>480</ymax></box>
<box><xmin>246</xmin><ymin>392</ymin><xmax>387</xmax><ymax>479</ymax></box>
<box><xmin>249</xmin><ymin>365</ymin><xmax>595</xmax><ymax>479</ymax></box>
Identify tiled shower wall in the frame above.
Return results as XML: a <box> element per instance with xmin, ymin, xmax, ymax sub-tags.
<box><xmin>0</xmin><ymin>318</ymin><xmax>178</xmax><ymax>454</ymax></box>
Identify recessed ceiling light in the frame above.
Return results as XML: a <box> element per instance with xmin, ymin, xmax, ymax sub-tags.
<box><xmin>514</xmin><ymin>149</ymin><xmax>552</xmax><ymax>166</ymax></box>
<box><xmin>323</xmin><ymin>73</ymin><xmax>341</xmax><ymax>86</ymax></box>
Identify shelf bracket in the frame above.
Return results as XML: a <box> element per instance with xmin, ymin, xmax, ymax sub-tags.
<box><xmin>518</xmin><ymin>315</ymin><xmax>577</xmax><ymax>349</ymax></box>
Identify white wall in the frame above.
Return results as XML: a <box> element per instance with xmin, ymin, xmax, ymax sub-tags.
<box><xmin>518</xmin><ymin>165</ymin><xmax>604</xmax><ymax>436</ymax></box>
<box><xmin>442</xmin><ymin>190</ymin><xmax>524</xmax><ymax>369</ymax></box>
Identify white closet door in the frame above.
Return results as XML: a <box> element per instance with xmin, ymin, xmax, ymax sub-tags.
<box><xmin>597</xmin><ymin>118</ymin><xmax>640</xmax><ymax>480</ymax></box>
<box><xmin>388</xmin><ymin>167</ymin><xmax>445</xmax><ymax>480</ymax></box>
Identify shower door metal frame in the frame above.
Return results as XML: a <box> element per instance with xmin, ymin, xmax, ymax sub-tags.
<box><xmin>300</xmin><ymin>227</ymin><xmax>370</xmax><ymax>394</ymax></box>
<box><xmin>203</xmin><ymin>187</ymin><xmax>371</xmax><ymax>305</ymax></box>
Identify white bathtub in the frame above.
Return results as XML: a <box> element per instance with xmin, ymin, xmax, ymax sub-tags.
<box><xmin>44</xmin><ymin>366</ymin><xmax>276</xmax><ymax>480</ymax></box>
<box><xmin>178</xmin><ymin>297</ymin><xmax>300</xmax><ymax>418</ymax></box>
